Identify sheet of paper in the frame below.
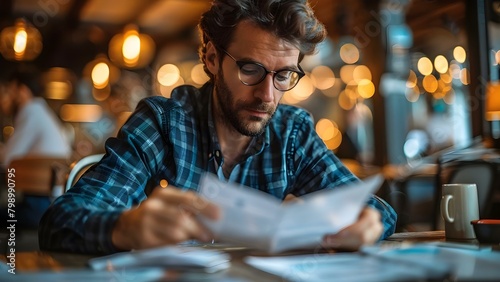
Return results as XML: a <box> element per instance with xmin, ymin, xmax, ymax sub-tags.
<box><xmin>88</xmin><ymin>245</ymin><xmax>230</xmax><ymax>273</ymax></box>
<box><xmin>244</xmin><ymin>252</ymin><xmax>450</xmax><ymax>282</ymax></box>
<box><xmin>361</xmin><ymin>242</ymin><xmax>500</xmax><ymax>281</ymax></box>
<box><xmin>198</xmin><ymin>173</ymin><xmax>283</xmax><ymax>250</ymax></box>
<box><xmin>199</xmin><ymin>173</ymin><xmax>383</xmax><ymax>253</ymax></box>
<box><xmin>272</xmin><ymin>175</ymin><xmax>382</xmax><ymax>252</ymax></box>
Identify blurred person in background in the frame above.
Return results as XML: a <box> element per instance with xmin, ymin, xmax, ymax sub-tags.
<box><xmin>0</xmin><ymin>70</ymin><xmax>71</xmax><ymax>166</ymax></box>
<box><xmin>0</xmin><ymin>69</ymin><xmax>71</xmax><ymax>228</ymax></box>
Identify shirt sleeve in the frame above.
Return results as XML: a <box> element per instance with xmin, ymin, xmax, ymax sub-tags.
<box><xmin>39</xmin><ymin>98</ymin><xmax>170</xmax><ymax>254</ymax></box>
<box><xmin>289</xmin><ymin>110</ymin><xmax>397</xmax><ymax>240</ymax></box>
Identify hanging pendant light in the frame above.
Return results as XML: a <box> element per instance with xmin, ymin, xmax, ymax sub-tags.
<box><xmin>0</xmin><ymin>18</ymin><xmax>43</xmax><ymax>61</ymax></box>
<box><xmin>108</xmin><ymin>24</ymin><xmax>155</xmax><ymax>69</ymax></box>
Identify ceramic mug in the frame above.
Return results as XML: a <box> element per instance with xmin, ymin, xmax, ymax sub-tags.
<box><xmin>440</xmin><ymin>183</ymin><xmax>480</xmax><ymax>240</ymax></box>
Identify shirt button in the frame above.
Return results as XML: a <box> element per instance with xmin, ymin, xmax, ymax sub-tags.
<box><xmin>215</xmin><ymin>151</ymin><xmax>220</xmax><ymax>157</ymax></box>
<box><xmin>208</xmin><ymin>153</ymin><xmax>212</xmax><ymax>158</ymax></box>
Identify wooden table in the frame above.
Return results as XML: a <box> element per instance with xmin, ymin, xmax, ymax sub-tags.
<box><xmin>1</xmin><ymin>231</ymin><xmax>498</xmax><ymax>281</ymax></box>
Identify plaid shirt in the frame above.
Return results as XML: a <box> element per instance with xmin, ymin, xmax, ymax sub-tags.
<box><xmin>39</xmin><ymin>83</ymin><xmax>397</xmax><ymax>254</ymax></box>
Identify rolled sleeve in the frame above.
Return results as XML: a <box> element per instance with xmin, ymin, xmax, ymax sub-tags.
<box><xmin>366</xmin><ymin>195</ymin><xmax>398</xmax><ymax>240</ymax></box>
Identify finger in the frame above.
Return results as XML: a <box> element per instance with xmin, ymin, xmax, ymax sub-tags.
<box><xmin>322</xmin><ymin>208</ymin><xmax>383</xmax><ymax>250</ymax></box>
<box><xmin>148</xmin><ymin>201</ymin><xmax>213</xmax><ymax>243</ymax></box>
<box><xmin>153</xmin><ymin>187</ymin><xmax>220</xmax><ymax>220</ymax></box>
<box><xmin>283</xmin><ymin>194</ymin><xmax>303</xmax><ymax>204</ymax></box>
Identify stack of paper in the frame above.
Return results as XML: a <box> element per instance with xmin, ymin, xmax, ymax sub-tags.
<box><xmin>88</xmin><ymin>245</ymin><xmax>230</xmax><ymax>273</ymax></box>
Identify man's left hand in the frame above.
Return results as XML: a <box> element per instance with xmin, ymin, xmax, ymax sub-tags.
<box><xmin>322</xmin><ymin>207</ymin><xmax>383</xmax><ymax>251</ymax></box>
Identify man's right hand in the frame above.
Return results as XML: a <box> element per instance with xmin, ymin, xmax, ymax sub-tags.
<box><xmin>111</xmin><ymin>186</ymin><xmax>220</xmax><ymax>250</ymax></box>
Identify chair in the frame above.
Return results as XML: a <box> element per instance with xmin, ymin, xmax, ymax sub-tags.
<box><xmin>7</xmin><ymin>157</ymin><xmax>69</xmax><ymax>196</ymax></box>
<box><xmin>437</xmin><ymin>159</ymin><xmax>499</xmax><ymax>219</ymax></box>
<box><xmin>384</xmin><ymin>164</ymin><xmax>439</xmax><ymax>232</ymax></box>
<box><xmin>65</xmin><ymin>154</ymin><xmax>104</xmax><ymax>193</ymax></box>
<box><xmin>2</xmin><ymin>157</ymin><xmax>69</xmax><ymax>252</ymax></box>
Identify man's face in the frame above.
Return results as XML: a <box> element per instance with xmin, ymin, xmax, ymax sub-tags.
<box><xmin>210</xmin><ymin>20</ymin><xmax>301</xmax><ymax>136</ymax></box>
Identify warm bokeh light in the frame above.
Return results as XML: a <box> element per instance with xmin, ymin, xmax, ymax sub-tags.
<box><xmin>310</xmin><ymin>66</ymin><xmax>335</xmax><ymax>90</ymax></box>
<box><xmin>315</xmin><ymin>112</ymin><xmax>348</xmax><ymax>151</ymax></box>
<box><xmin>122</xmin><ymin>31</ymin><xmax>141</xmax><ymax>65</ymax></box>
<box><xmin>405</xmin><ymin>86</ymin><xmax>420</xmax><ymax>102</ymax></box>
<box><xmin>43</xmin><ymin>67</ymin><xmax>75</xmax><ymax>100</ymax></box>
<box><xmin>60</xmin><ymin>104</ymin><xmax>103</xmax><ymax>122</ymax></box>
<box><xmin>352</xmin><ymin>65</ymin><xmax>372</xmax><ymax>82</ymax></box>
<box><xmin>340</xmin><ymin>65</ymin><xmax>356</xmax><ymax>84</ymax></box>
<box><xmin>345</xmin><ymin>81</ymin><xmax>359</xmax><ymax>99</ymax></box>
<box><xmin>46</xmin><ymin>81</ymin><xmax>72</xmax><ymax>100</ymax></box>
<box><xmin>440</xmin><ymin>73</ymin><xmax>452</xmax><ymax>84</ymax></box>
<box><xmin>157</xmin><ymin>64</ymin><xmax>181</xmax><ymax>86</ymax></box>
<box><xmin>92</xmin><ymin>87</ymin><xmax>111</xmax><ymax>101</ymax></box>
<box><xmin>108</xmin><ymin>25</ymin><xmax>155</xmax><ymax>69</ymax></box>
<box><xmin>357</xmin><ymin>79</ymin><xmax>375</xmax><ymax>99</ymax></box>
<box><xmin>14</xmin><ymin>28</ymin><xmax>27</xmax><ymax>56</ymax></box>
<box><xmin>320</xmin><ymin>79</ymin><xmax>342</xmax><ymax>98</ymax></box>
<box><xmin>159</xmin><ymin>76</ymin><xmax>185</xmax><ymax>98</ymax></box>
<box><xmin>191</xmin><ymin>63</ymin><xmax>209</xmax><ymax>85</ymax></box>
<box><xmin>433</xmin><ymin>91</ymin><xmax>445</xmax><ymax>100</ymax></box>
<box><xmin>287</xmin><ymin>75</ymin><xmax>314</xmax><ymax>101</ymax></box>
<box><xmin>486</xmin><ymin>83</ymin><xmax>500</xmax><ymax>121</ymax></box>
<box><xmin>460</xmin><ymin>68</ymin><xmax>469</xmax><ymax>85</ymax></box>
<box><xmin>0</xmin><ymin>18</ymin><xmax>43</xmax><ymax>61</ymax></box>
<box><xmin>84</xmin><ymin>56</ymin><xmax>120</xmax><ymax>91</ymax></box>
<box><xmin>338</xmin><ymin>90</ymin><xmax>356</xmax><ymax>110</ymax></box>
<box><xmin>340</xmin><ymin>43</ymin><xmax>360</xmax><ymax>64</ymax></box>
<box><xmin>422</xmin><ymin>75</ymin><xmax>438</xmax><ymax>93</ymax></box>
<box><xmin>323</xmin><ymin>129</ymin><xmax>342</xmax><ymax>150</ymax></box>
<box><xmin>406</xmin><ymin>70</ymin><xmax>417</xmax><ymax>88</ymax></box>
<box><xmin>438</xmin><ymin>79</ymin><xmax>451</xmax><ymax>93</ymax></box>
<box><xmin>3</xmin><ymin>126</ymin><xmax>14</xmax><ymax>139</ymax></box>
<box><xmin>434</xmin><ymin>55</ymin><xmax>448</xmax><ymax>74</ymax></box>
<box><xmin>281</xmin><ymin>92</ymin><xmax>301</xmax><ymax>105</ymax></box>
<box><xmin>91</xmin><ymin>62</ymin><xmax>110</xmax><ymax>89</ymax></box>
<box><xmin>453</xmin><ymin>46</ymin><xmax>466</xmax><ymax>63</ymax></box>
<box><xmin>417</xmin><ymin>57</ymin><xmax>433</xmax><ymax>76</ymax></box>
<box><xmin>160</xmin><ymin>179</ymin><xmax>169</xmax><ymax>188</ymax></box>
<box><xmin>315</xmin><ymin>118</ymin><xmax>338</xmax><ymax>141</ymax></box>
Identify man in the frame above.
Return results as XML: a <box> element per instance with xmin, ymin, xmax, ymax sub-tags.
<box><xmin>0</xmin><ymin>70</ymin><xmax>71</xmax><ymax>228</ymax></box>
<box><xmin>40</xmin><ymin>0</ymin><xmax>396</xmax><ymax>254</ymax></box>
<box><xmin>0</xmin><ymin>70</ymin><xmax>71</xmax><ymax>166</ymax></box>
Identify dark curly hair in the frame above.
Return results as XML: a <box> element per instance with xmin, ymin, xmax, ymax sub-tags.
<box><xmin>198</xmin><ymin>0</ymin><xmax>326</xmax><ymax>81</ymax></box>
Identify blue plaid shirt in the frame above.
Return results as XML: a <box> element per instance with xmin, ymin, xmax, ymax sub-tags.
<box><xmin>39</xmin><ymin>83</ymin><xmax>396</xmax><ymax>254</ymax></box>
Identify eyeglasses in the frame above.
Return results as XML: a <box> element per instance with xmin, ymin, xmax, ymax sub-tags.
<box><xmin>221</xmin><ymin>49</ymin><xmax>305</xmax><ymax>92</ymax></box>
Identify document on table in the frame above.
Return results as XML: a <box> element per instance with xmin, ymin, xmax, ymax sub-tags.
<box><xmin>198</xmin><ymin>173</ymin><xmax>383</xmax><ymax>253</ymax></box>
<box><xmin>244</xmin><ymin>247</ymin><xmax>451</xmax><ymax>282</ymax></box>
<box><xmin>88</xmin><ymin>245</ymin><xmax>230</xmax><ymax>273</ymax></box>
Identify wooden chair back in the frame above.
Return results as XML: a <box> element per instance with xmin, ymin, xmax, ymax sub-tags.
<box><xmin>7</xmin><ymin>157</ymin><xmax>69</xmax><ymax>196</ymax></box>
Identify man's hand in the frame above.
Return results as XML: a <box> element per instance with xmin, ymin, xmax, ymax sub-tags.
<box><xmin>111</xmin><ymin>186</ymin><xmax>220</xmax><ymax>250</ymax></box>
<box><xmin>322</xmin><ymin>207</ymin><xmax>383</xmax><ymax>251</ymax></box>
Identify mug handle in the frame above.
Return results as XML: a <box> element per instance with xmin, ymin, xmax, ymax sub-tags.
<box><xmin>441</xmin><ymin>194</ymin><xmax>454</xmax><ymax>223</ymax></box>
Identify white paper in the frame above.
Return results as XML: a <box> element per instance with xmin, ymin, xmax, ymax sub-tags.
<box><xmin>199</xmin><ymin>174</ymin><xmax>383</xmax><ymax>253</ymax></box>
<box><xmin>244</xmin><ymin>251</ymin><xmax>451</xmax><ymax>282</ymax></box>
<box><xmin>361</xmin><ymin>242</ymin><xmax>500</xmax><ymax>280</ymax></box>
<box><xmin>88</xmin><ymin>246</ymin><xmax>230</xmax><ymax>273</ymax></box>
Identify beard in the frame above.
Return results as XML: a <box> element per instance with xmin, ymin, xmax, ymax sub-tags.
<box><xmin>213</xmin><ymin>69</ymin><xmax>276</xmax><ymax>137</ymax></box>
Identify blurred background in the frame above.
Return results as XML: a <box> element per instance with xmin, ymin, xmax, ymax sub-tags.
<box><xmin>0</xmin><ymin>0</ymin><xmax>498</xmax><ymax>170</ymax></box>
<box><xmin>2</xmin><ymin>0</ymin><xmax>500</xmax><ymax>235</ymax></box>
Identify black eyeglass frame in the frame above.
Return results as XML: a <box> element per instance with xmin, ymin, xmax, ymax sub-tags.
<box><xmin>220</xmin><ymin>49</ymin><xmax>305</xmax><ymax>92</ymax></box>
